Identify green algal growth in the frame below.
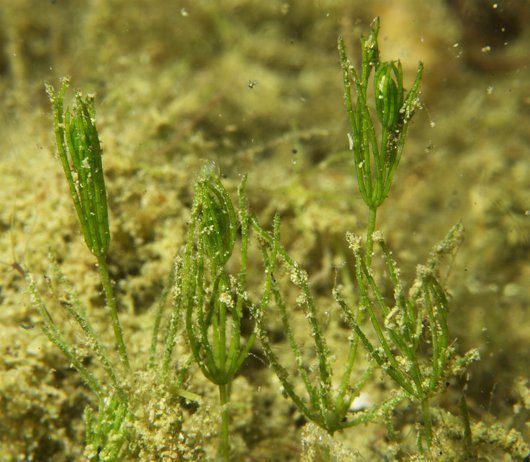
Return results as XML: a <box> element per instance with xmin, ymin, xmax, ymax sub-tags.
<box><xmin>84</xmin><ymin>395</ymin><xmax>130</xmax><ymax>461</ymax></box>
<box><xmin>252</xmin><ymin>214</ymin><xmax>388</xmax><ymax>436</ymax></box>
<box><xmin>334</xmin><ymin>225</ymin><xmax>468</xmax><ymax>451</ymax></box>
<box><xmin>251</xmin><ymin>16</ymin><xmax>474</xmax><ymax>457</ymax></box>
<box><xmin>337</xmin><ymin>19</ymin><xmax>478</xmax><ymax>450</ymax></box>
<box><xmin>338</xmin><ymin>17</ymin><xmax>422</xmax><ymax>264</ymax></box>
<box><xmin>180</xmin><ymin>167</ymin><xmax>254</xmax><ymax>460</ymax></box>
<box><xmin>22</xmin><ymin>14</ymin><xmax>526</xmax><ymax>461</ymax></box>
<box><xmin>46</xmin><ymin>79</ymin><xmax>128</xmax><ymax>369</ymax></box>
<box><xmin>27</xmin><ymin>79</ymin><xmax>198</xmax><ymax>461</ymax></box>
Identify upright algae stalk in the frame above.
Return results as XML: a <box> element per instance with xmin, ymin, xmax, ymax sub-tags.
<box><xmin>26</xmin><ymin>79</ymin><xmax>199</xmax><ymax>461</ymax></box>
<box><xmin>180</xmin><ymin>166</ymin><xmax>255</xmax><ymax>460</ymax></box>
<box><xmin>338</xmin><ymin>17</ymin><xmax>422</xmax><ymax>265</ymax></box>
<box><xmin>46</xmin><ymin>78</ymin><xmax>129</xmax><ymax>370</ymax></box>
<box><xmin>251</xmin><ymin>16</ymin><xmax>476</xmax><ymax>456</ymax></box>
<box><xmin>336</xmin><ymin>17</ymin><xmax>476</xmax><ymax>451</ymax></box>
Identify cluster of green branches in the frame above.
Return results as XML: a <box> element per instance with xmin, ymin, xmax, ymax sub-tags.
<box><xmin>30</xmin><ymin>79</ymin><xmax>256</xmax><ymax>460</ymax></box>
<box><xmin>334</xmin><ymin>226</ymin><xmax>463</xmax><ymax>450</ymax></box>
<box><xmin>338</xmin><ymin>17</ymin><xmax>423</xmax><ymax>264</ymax></box>
<box><xmin>250</xmin><ymin>17</ymin><xmax>476</xmax><ymax>457</ymax></box>
<box><xmin>179</xmin><ymin>166</ymin><xmax>255</xmax><ymax>459</ymax></box>
<box><xmin>30</xmin><ymin>79</ymin><xmax>197</xmax><ymax>461</ymax></box>
<box><xmin>24</xmin><ymin>16</ymin><xmax>501</xmax><ymax>462</ymax></box>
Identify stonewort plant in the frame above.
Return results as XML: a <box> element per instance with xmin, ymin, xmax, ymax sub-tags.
<box><xmin>31</xmin><ymin>80</ymin><xmax>254</xmax><ymax>458</ymax></box>
<box><xmin>336</xmin><ymin>18</ymin><xmax>479</xmax><ymax>452</ymax></box>
<box><xmin>251</xmin><ymin>16</ymin><xmax>476</xmax><ymax>458</ymax></box>
<box><xmin>333</xmin><ymin>225</ymin><xmax>470</xmax><ymax>451</ymax></box>
<box><xmin>251</xmin><ymin>214</ymin><xmax>403</xmax><ymax>452</ymax></box>
<box><xmin>337</xmin><ymin>16</ymin><xmax>423</xmax><ymax>264</ymax></box>
<box><xmin>27</xmin><ymin>79</ymin><xmax>200</xmax><ymax>461</ymax></box>
<box><xmin>46</xmin><ymin>79</ymin><xmax>128</xmax><ymax>371</ymax></box>
<box><xmin>179</xmin><ymin>166</ymin><xmax>255</xmax><ymax>460</ymax></box>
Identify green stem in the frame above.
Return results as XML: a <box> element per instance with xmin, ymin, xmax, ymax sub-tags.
<box><xmin>420</xmin><ymin>398</ymin><xmax>432</xmax><ymax>452</ymax></box>
<box><xmin>459</xmin><ymin>394</ymin><xmax>474</xmax><ymax>459</ymax></box>
<box><xmin>335</xmin><ymin>335</ymin><xmax>359</xmax><ymax>413</ymax></box>
<box><xmin>365</xmin><ymin>207</ymin><xmax>377</xmax><ymax>268</ymax></box>
<box><xmin>218</xmin><ymin>384</ymin><xmax>230</xmax><ymax>461</ymax></box>
<box><xmin>160</xmin><ymin>304</ymin><xmax>180</xmax><ymax>381</ymax></box>
<box><xmin>97</xmin><ymin>256</ymin><xmax>129</xmax><ymax>370</ymax></box>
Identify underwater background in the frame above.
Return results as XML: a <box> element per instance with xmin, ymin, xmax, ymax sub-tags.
<box><xmin>0</xmin><ymin>0</ymin><xmax>528</xmax><ymax>460</ymax></box>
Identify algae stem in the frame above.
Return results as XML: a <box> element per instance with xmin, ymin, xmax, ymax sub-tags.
<box><xmin>218</xmin><ymin>384</ymin><xmax>230</xmax><ymax>461</ymax></box>
<box><xmin>97</xmin><ymin>256</ymin><xmax>130</xmax><ymax>370</ymax></box>
<box><xmin>365</xmin><ymin>207</ymin><xmax>377</xmax><ymax>268</ymax></box>
<box><xmin>420</xmin><ymin>398</ymin><xmax>432</xmax><ymax>452</ymax></box>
